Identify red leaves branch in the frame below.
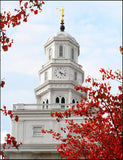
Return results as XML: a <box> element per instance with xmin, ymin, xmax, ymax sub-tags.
<box><xmin>0</xmin><ymin>0</ymin><xmax>45</xmax><ymax>52</ymax></box>
<box><xmin>0</xmin><ymin>106</ymin><xmax>19</xmax><ymax>122</ymax></box>
<box><xmin>0</xmin><ymin>81</ymin><xmax>5</xmax><ymax>88</ymax></box>
<box><xmin>43</xmin><ymin>68</ymin><xmax>122</xmax><ymax>159</ymax></box>
<box><xmin>119</xmin><ymin>46</ymin><xmax>123</xmax><ymax>54</ymax></box>
<box><xmin>0</xmin><ymin>133</ymin><xmax>22</xmax><ymax>159</ymax></box>
<box><xmin>99</xmin><ymin>68</ymin><xmax>122</xmax><ymax>81</ymax></box>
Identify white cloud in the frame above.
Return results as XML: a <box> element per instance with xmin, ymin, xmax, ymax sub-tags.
<box><xmin>2</xmin><ymin>89</ymin><xmax>36</xmax><ymax>108</ymax></box>
<box><xmin>0</xmin><ymin>131</ymin><xmax>10</xmax><ymax>144</ymax></box>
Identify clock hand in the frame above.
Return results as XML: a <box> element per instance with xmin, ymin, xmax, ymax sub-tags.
<box><xmin>59</xmin><ymin>71</ymin><xmax>63</xmax><ymax>75</ymax></box>
<box><xmin>59</xmin><ymin>71</ymin><xmax>66</xmax><ymax>76</ymax></box>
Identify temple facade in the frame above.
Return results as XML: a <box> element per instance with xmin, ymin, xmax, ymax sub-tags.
<box><xmin>5</xmin><ymin>8</ymin><xmax>85</xmax><ymax>159</ymax></box>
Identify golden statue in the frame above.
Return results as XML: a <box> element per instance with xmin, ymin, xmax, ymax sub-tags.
<box><xmin>56</xmin><ymin>6</ymin><xmax>64</xmax><ymax>22</ymax></box>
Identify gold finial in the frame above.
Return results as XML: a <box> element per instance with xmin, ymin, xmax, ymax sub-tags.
<box><xmin>56</xmin><ymin>6</ymin><xmax>64</xmax><ymax>22</ymax></box>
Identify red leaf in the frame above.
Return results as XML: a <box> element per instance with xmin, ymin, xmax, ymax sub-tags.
<box><xmin>2</xmin><ymin>143</ymin><xmax>6</xmax><ymax>149</ymax></box>
<box><xmin>86</xmin><ymin>77</ymin><xmax>91</xmax><ymax>83</ymax></box>
<box><xmin>7</xmin><ymin>133</ymin><xmax>10</xmax><ymax>139</ymax></box>
<box><xmin>8</xmin><ymin>43</ymin><xmax>12</xmax><ymax>47</ymax></box>
<box><xmin>0</xmin><ymin>151</ymin><xmax>5</xmax><ymax>159</ymax></box>
<box><xmin>2</xmin><ymin>45</ymin><xmax>8</xmax><ymax>51</ymax></box>
<box><xmin>12</xmin><ymin>23</ymin><xmax>16</xmax><ymax>27</ymax></box>
<box><xmin>118</xmin><ymin>86</ymin><xmax>122</xmax><ymax>91</ymax></box>
<box><xmin>3</xmin><ymin>106</ymin><xmax>6</xmax><ymax>110</ymax></box>
<box><xmin>100</xmin><ymin>68</ymin><xmax>106</xmax><ymax>73</ymax></box>
<box><xmin>34</xmin><ymin>10</ymin><xmax>38</xmax><ymax>15</ymax></box>
<box><xmin>10</xmin><ymin>114</ymin><xmax>13</xmax><ymax>119</ymax></box>
<box><xmin>42</xmin><ymin>1</ymin><xmax>45</xmax><ymax>4</ymax></box>
<box><xmin>118</xmin><ymin>94</ymin><xmax>122</xmax><ymax>101</ymax></box>
<box><xmin>51</xmin><ymin>111</ymin><xmax>54</xmax><ymax>117</ymax></box>
<box><xmin>108</xmin><ymin>86</ymin><xmax>111</xmax><ymax>91</ymax></box>
<box><xmin>30</xmin><ymin>9</ymin><xmax>34</xmax><ymax>12</ymax></box>
<box><xmin>15</xmin><ymin>116</ymin><xmax>19</xmax><ymax>121</ymax></box>
<box><xmin>23</xmin><ymin>18</ymin><xmax>27</xmax><ymax>22</ymax></box>
<box><xmin>41</xmin><ymin>129</ymin><xmax>46</xmax><ymax>133</ymax></box>
<box><xmin>0</xmin><ymin>81</ymin><xmax>5</xmax><ymax>87</ymax></box>
<box><xmin>7</xmin><ymin>140</ymin><xmax>11</xmax><ymax>145</ymax></box>
<box><xmin>120</xmin><ymin>46</ymin><xmax>123</xmax><ymax>54</ymax></box>
<box><xmin>17</xmin><ymin>13</ymin><xmax>21</xmax><ymax>20</ymax></box>
<box><xmin>6</xmin><ymin>38</ymin><xmax>9</xmax><ymax>43</ymax></box>
<box><xmin>24</xmin><ymin>2</ymin><xmax>28</xmax><ymax>8</ymax></box>
<box><xmin>8</xmin><ymin>110</ymin><xmax>12</xmax><ymax>115</ymax></box>
<box><xmin>11</xmin><ymin>136</ymin><xmax>16</xmax><ymax>141</ymax></box>
<box><xmin>20</xmin><ymin>0</ymin><xmax>22</xmax><ymax>5</ymax></box>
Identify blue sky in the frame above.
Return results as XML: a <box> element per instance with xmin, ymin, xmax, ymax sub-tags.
<box><xmin>1</xmin><ymin>1</ymin><xmax>122</xmax><ymax>142</ymax></box>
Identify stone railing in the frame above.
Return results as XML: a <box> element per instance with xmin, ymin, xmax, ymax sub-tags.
<box><xmin>13</xmin><ymin>103</ymin><xmax>76</xmax><ymax>111</ymax></box>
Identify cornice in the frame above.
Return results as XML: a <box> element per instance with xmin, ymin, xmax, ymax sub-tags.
<box><xmin>4</xmin><ymin>143</ymin><xmax>58</xmax><ymax>153</ymax></box>
<box><xmin>39</xmin><ymin>60</ymin><xmax>84</xmax><ymax>75</ymax></box>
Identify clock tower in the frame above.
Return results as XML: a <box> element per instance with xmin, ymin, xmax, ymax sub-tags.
<box><xmin>35</xmin><ymin>9</ymin><xmax>84</xmax><ymax>107</ymax></box>
<box><xmin>5</xmin><ymin>7</ymin><xmax>85</xmax><ymax>159</ymax></box>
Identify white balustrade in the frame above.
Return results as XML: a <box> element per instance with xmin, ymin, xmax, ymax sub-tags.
<box><xmin>13</xmin><ymin>103</ymin><xmax>74</xmax><ymax>111</ymax></box>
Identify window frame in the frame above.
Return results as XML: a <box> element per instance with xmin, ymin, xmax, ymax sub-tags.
<box><xmin>44</xmin><ymin>71</ymin><xmax>48</xmax><ymax>81</ymax></box>
<box><xmin>71</xmin><ymin>48</ymin><xmax>74</xmax><ymax>60</ymax></box>
<box><xmin>59</xmin><ymin>45</ymin><xmax>63</xmax><ymax>57</ymax></box>
<box><xmin>74</xmin><ymin>72</ymin><xmax>77</xmax><ymax>81</ymax></box>
<box><xmin>49</xmin><ymin>48</ymin><xmax>52</xmax><ymax>60</ymax></box>
<box><xmin>33</xmin><ymin>125</ymin><xmax>44</xmax><ymax>137</ymax></box>
<box><xmin>56</xmin><ymin>97</ymin><xmax>59</xmax><ymax>103</ymax></box>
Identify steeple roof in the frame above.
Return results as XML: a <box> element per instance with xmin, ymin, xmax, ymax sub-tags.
<box><xmin>44</xmin><ymin>31</ymin><xmax>80</xmax><ymax>49</ymax></box>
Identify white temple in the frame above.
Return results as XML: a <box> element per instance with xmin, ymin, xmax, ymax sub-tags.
<box><xmin>5</xmin><ymin>7</ymin><xmax>85</xmax><ymax>159</ymax></box>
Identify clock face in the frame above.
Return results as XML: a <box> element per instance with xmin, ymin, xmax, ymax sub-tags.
<box><xmin>54</xmin><ymin>67</ymin><xmax>67</xmax><ymax>79</ymax></box>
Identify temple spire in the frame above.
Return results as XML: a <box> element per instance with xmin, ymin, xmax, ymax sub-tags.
<box><xmin>56</xmin><ymin>6</ymin><xmax>65</xmax><ymax>32</ymax></box>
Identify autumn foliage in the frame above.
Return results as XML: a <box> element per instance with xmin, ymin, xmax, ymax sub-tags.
<box><xmin>0</xmin><ymin>0</ymin><xmax>45</xmax><ymax>52</ymax></box>
<box><xmin>0</xmin><ymin>134</ymin><xmax>23</xmax><ymax>159</ymax></box>
<box><xmin>42</xmin><ymin>68</ymin><xmax>122</xmax><ymax>159</ymax></box>
<box><xmin>0</xmin><ymin>106</ymin><xmax>19</xmax><ymax>122</ymax></box>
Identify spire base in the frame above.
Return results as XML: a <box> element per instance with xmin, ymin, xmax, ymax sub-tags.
<box><xmin>60</xmin><ymin>21</ymin><xmax>65</xmax><ymax>32</ymax></box>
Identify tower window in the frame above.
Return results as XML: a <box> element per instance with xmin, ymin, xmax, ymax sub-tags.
<box><xmin>59</xmin><ymin>45</ymin><xmax>63</xmax><ymax>57</ymax></box>
<box><xmin>71</xmin><ymin>48</ymin><xmax>74</xmax><ymax>60</ymax></box>
<box><xmin>43</xmin><ymin>101</ymin><xmax>45</xmax><ymax>109</ymax></box>
<box><xmin>72</xmin><ymin>99</ymin><xmax>75</xmax><ymax>103</ymax></box>
<box><xmin>46</xmin><ymin>99</ymin><xmax>48</xmax><ymax>109</ymax></box>
<box><xmin>72</xmin><ymin>99</ymin><xmax>75</xmax><ymax>108</ymax></box>
<box><xmin>74</xmin><ymin>72</ymin><xmax>77</xmax><ymax>81</ymax></box>
<box><xmin>56</xmin><ymin>97</ymin><xmax>59</xmax><ymax>103</ymax></box>
<box><xmin>45</xmin><ymin>72</ymin><xmax>48</xmax><ymax>81</ymax></box>
<box><xmin>61</xmin><ymin>97</ymin><xmax>65</xmax><ymax>104</ymax></box>
<box><xmin>61</xmin><ymin>97</ymin><xmax>65</xmax><ymax>109</ymax></box>
<box><xmin>49</xmin><ymin>48</ymin><xmax>52</xmax><ymax>60</ymax></box>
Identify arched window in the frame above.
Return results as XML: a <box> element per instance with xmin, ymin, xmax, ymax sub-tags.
<box><xmin>43</xmin><ymin>101</ymin><xmax>45</xmax><ymax>109</ymax></box>
<box><xmin>71</xmin><ymin>48</ymin><xmax>74</xmax><ymax>60</ymax></box>
<box><xmin>46</xmin><ymin>99</ymin><xmax>48</xmax><ymax>109</ymax></box>
<box><xmin>61</xmin><ymin>97</ymin><xmax>65</xmax><ymax>104</ymax></box>
<box><xmin>59</xmin><ymin>45</ymin><xmax>63</xmax><ymax>57</ymax></box>
<box><xmin>72</xmin><ymin>99</ymin><xmax>75</xmax><ymax>103</ymax></box>
<box><xmin>72</xmin><ymin>99</ymin><xmax>75</xmax><ymax>108</ymax></box>
<box><xmin>61</xmin><ymin>97</ymin><xmax>65</xmax><ymax>109</ymax></box>
<box><xmin>56</xmin><ymin>97</ymin><xmax>59</xmax><ymax>103</ymax></box>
